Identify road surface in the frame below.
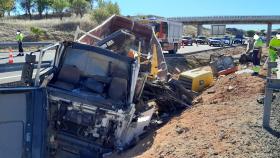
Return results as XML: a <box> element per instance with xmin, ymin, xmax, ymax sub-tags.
<box><xmin>0</xmin><ymin>50</ymin><xmax>55</xmax><ymax>84</ymax></box>
<box><xmin>0</xmin><ymin>71</ymin><xmax>25</xmax><ymax>84</ymax></box>
<box><xmin>177</xmin><ymin>44</ymin><xmax>227</xmax><ymax>54</ymax></box>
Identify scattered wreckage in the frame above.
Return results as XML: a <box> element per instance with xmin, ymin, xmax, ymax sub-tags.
<box><xmin>0</xmin><ymin>15</ymin><xmax>194</xmax><ymax>158</ymax></box>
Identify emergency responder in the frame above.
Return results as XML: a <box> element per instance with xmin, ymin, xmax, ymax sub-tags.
<box><xmin>16</xmin><ymin>30</ymin><xmax>24</xmax><ymax>56</ymax></box>
<box><xmin>268</xmin><ymin>32</ymin><xmax>280</xmax><ymax>73</ymax></box>
<box><xmin>269</xmin><ymin>32</ymin><xmax>280</xmax><ymax>62</ymax></box>
<box><xmin>252</xmin><ymin>33</ymin><xmax>264</xmax><ymax>76</ymax></box>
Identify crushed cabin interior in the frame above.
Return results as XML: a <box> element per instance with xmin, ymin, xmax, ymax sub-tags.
<box><xmin>45</xmin><ymin>42</ymin><xmax>140</xmax><ymax>157</ymax></box>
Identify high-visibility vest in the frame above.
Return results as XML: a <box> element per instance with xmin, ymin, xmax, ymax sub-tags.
<box><xmin>254</xmin><ymin>38</ymin><xmax>264</xmax><ymax>49</ymax></box>
<box><xmin>269</xmin><ymin>37</ymin><xmax>280</xmax><ymax>54</ymax></box>
<box><xmin>16</xmin><ymin>33</ymin><xmax>24</xmax><ymax>41</ymax></box>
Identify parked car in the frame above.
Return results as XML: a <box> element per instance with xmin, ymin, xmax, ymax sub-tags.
<box><xmin>195</xmin><ymin>36</ymin><xmax>208</xmax><ymax>44</ymax></box>
<box><xmin>209</xmin><ymin>37</ymin><xmax>225</xmax><ymax>47</ymax></box>
<box><xmin>233</xmin><ymin>35</ymin><xmax>245</xmax><ymax>44</ymax></box>
<box><xmin>223</xmin><ymin>36</ymin><xmax>232</xmax><ymax>45</ymax></box>
<box><xmin>182</xmin><ymin>36</ymin><xmax>193</xmax><ymax>46</ymax></box>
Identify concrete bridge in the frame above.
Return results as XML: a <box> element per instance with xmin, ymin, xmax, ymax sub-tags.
<box><xmin>168</xmin><ymin>16</ymin><xmax>280</xmax><ymax>45</ymax></box>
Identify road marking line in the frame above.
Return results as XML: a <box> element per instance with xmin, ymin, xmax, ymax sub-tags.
<box><xmin>0</xmin><ymin>72</ymin><xmax>38</xmax><ymax>81</ymax></box>
<box><xmin>0</xmin><ymin>75</ymin><xmax>21</xmax><ymax>80</ymax></box>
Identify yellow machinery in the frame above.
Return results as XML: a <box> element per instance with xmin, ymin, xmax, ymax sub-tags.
<box><xmin>179</xmin><ymin>69</ymin><xmax>213</xmax><ymax>92</ymax></box>
<box><xmin>150</xmin><ymin>44</ymin><xmax>159</xmax><ymax>78</ymax></box>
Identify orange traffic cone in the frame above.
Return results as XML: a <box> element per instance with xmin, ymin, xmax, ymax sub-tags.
<box><xmin>8</xmin><ymin>49</ymin><xmax>14</xmax><ymax>64</ymax></box>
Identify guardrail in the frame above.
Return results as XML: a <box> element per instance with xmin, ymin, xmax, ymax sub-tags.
<box><xmin>0</xmin><ymin>42</ymin><xmax>53</xmax><ymax>47</ymax></box>
<box><xmin>164</xmin><ymin>44</ymin><xmax>243</xmax><ymax>58</ymax></box>
<box><xmin>168</xmin><ymin>16</ymin><xmax>280</xmax><ymax>24</ymax></box>
<box><xmin>0</xmin><ymin>61</ymin><xmax>52</xmax><ymax>73</ymax></box>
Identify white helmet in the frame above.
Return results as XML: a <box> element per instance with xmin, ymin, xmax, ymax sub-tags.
<box><xmin>276</xmin><ymin>32</ymin><xmax>280</xmax><ymax>40</ymax></box>
<box><xmin>253</xmin><ymin>34</ymin><xmax>259</xmax><ymax>40</ymax></box>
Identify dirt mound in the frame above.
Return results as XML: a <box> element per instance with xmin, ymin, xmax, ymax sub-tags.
<box><xmin>200</xmin><ymin>74</ymin><xmax>265</xmax><ymax>104</ymax></box>
<box><xmin>113</xmin><ymin>74</ymin><xmax>270</xmax><ymax>158</ymax></box>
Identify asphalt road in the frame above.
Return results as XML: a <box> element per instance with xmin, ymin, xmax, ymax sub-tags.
<box><xmin>0</xmin><ymin>71</ymin><xmax>25</xmax><ymax>84</ymax></box>
<box><xmin>177</xmin><ymin>44</ymin><xmax>226</xmax><ymax>54</ymax></box>
<box><xmin>0</xmin><ymin>50</ymin><xmax>55</xmax><ymax>84</ymax></box>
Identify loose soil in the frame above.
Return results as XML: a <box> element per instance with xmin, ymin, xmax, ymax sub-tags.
<box><xmin>113</xmin><ymin>73</ymin><xmax>280</xmax><ymax>158</ymax></box>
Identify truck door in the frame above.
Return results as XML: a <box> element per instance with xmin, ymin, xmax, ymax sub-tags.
<box><xmin>0</xmin><ymin>87</ymin><xmax>48</xmax><ymax>158</ymax></box>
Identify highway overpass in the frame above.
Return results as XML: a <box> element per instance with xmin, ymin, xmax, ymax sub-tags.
<box><xmin>168</xmin><ymin>15</ymin><xmax>280</xmax><ymax>45</ymax></box>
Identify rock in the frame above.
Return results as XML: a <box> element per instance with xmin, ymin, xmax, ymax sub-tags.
<box><xmin>263</xmin><ymin>93</ymin><xmax>277</xmax><ymax>104</ymax></box>
<box><xmin>245</xmin><ymin>140</ymin><xmax>251</xmax><ymax>146</ymax></box>
<box><xmin>218</xmin><ymin>130</ymin><xmax>226</xmax><ymax>141</ymax></box>
<box><xmin>210</xmin><ymin>100</ymin><xmax>218</xmax><ymax>104</ymax></box>
<box><xmin>193</xmin><ymin>96</ymin><xmax>203</xmax><ymax>104</ymax></box>
<box><xmin>257</xmin><ymin>95</ymin><xmax>264</xmax><ymax>104</ymax></box>
<box><xmin>207</xmin><ymin>89</ymin><xmax>216</xmax><ymax>94</ymax></box>
<box><xmin>229</xmin><ymin>140</ymin><xmax>237</xmax><ymax>144</ymax></box>
<box><xmin>175</xmin><ymin>125</ymin><xmax>189</xmax><ymax>134</ymax></box>
<box><xmin>227</xmin><ymin>86</ymin><xmax>234</xmax><ymax>91</ymax></box>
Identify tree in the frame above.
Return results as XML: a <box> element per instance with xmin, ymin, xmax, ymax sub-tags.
<box><xmin>91</xmin><ymin>0</ymin><xmax>120</xmax><ymax>23</ymax></box>
<box><xmin>35</xmin><ymin>0</ymin><xmax>51</xmax><ymax>18</ymax></box>
<box><xmin>51</xmin><ymin>0</ymin><xmax>69</xmax><ymax>20</ymax></box>
<box><xmin>0</xmin><ymin>0</ymin><xmax>14</xmax><ymax>17</ymax></box>
<box><xmin>246</xmin><ymin>30</ymin><xmax>256</xmax><ymax>37</ymax></box>
<box><xmin>70</xmin><ymin>0</ymin><xmax>89</xmax><ymax>18</ymax></box>
<box><xmin>20</xmin><ymin>0</ymin><xmax>35</xmax><ymax>19</ymax></box>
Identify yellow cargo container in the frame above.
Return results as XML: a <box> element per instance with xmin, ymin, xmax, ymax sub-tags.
<box><xmin>179</xmin><ymin>69</ymin><xmax>214</xmax><ymax>92</ymax></box>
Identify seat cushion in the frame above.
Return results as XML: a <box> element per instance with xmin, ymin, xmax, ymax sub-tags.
<box><xmin>108</xmin><ymin>77</ymin><xmax>127</xmax><ymax>101</ymax></box>
<box><xmin>57</xmin><ymin>65</ymin><xmax>81</xmax><ymax>84</ymax></box>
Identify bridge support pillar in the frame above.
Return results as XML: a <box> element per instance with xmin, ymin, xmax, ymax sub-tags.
<box><xmin>266</xmin><ymin>23</ymin><xmax>272</xmax><ymax>47</ymax></box>
<box><xmin>197</xmin><ymin>24</ymin><xmax>203</xmax><ymax>36</ymax></box>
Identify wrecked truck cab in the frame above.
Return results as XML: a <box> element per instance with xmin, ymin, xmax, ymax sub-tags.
<box><xmin>0</xmin><ymin>41</ymin><xmax>155</xmax><ymax>158</ymax></box>
<box><xmin>44</xmin><ymin>41</ymin><xmax>154</xmax><ymax>156</ymax></box>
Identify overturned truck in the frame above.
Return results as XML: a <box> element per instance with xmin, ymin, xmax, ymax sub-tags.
<box><xmin>0</xmin><ymin>15</ymin><xmax>193</xmax><ymax>158</ymax></box>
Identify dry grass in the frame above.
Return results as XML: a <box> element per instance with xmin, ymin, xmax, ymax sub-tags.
<box><xmin>0</xmin><ymin>14</ymin><xmax>97</xmax><ymax>42</ymax></box>
<box><xmin>0</xmin><ymin>15</ymin><xmax>211</xmax><ymax>42</ymax></box>
<box><xmin>183</xmin><ymin>25</ymin><xmax>210</xmax><ymax>37</ymax></box>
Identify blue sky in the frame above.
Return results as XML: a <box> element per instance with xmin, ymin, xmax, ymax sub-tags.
<box><xmin>111</xmin><ymin>0</ymin><xmax>280</xmax><ymax>30</ymax></box>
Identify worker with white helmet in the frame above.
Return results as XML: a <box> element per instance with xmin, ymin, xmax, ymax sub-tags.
<box><xmin>16</xmin><ymin>30</ymin><xmax>24</xmax><ymax>56</ymax></box>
